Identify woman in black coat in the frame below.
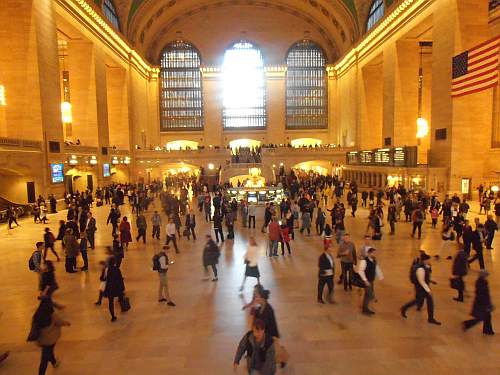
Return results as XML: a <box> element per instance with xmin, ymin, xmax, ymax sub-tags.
<box><xmin>451</xmin><ymin>248</ymin><xmax>468</xmax><ymax>302</ymax></box>
<box><xmin>104</xmin><ymin>257</ymin><xmax>126</xmax><ymax>322</ymax></box>
<box><xmin>462</xmin><ymin>271</ymin><xmax>494</xmax><ymax>335</ymax></box>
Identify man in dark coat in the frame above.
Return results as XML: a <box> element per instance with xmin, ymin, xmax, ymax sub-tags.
<box><xmin>202</xmin><ymin>235</ymin><xmax>220</xmax><ymax>281</ymax></box>
<box><xmin>462</xmin><ymin>271</ymin><xmax>494</xmax><ymax>335</ymax></box>
<box><xmin>451</xmin><ymin>248</ymin><xmax>468</xmax><ymax>302</ymax></box>
<box><xmin>104</xmin><ymin>256</ymin><xmax>126</xmax><ymax>322</ymax></box>
<box><xmin>317</xmin><ymin>245</ymin><xmax>335</xmax><ymax>304</ymax></box>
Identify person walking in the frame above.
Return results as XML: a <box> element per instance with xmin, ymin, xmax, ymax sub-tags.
<box><xmin>202</xmin><ymin>234</ymin><xmax>220</xmax><ymax>282</ymax></box>
<box><xmin>317</xmin><ymin>244</ymin><xmax>335</xmax><ymax>304</ymax></box>
<box><xmin>104</xmin><ymin>256</ymin><xmax>126</xmax><ymax>322</ymax></box>
<box><xmin>358</xmin><ymin>247</ymin><xmax>381</xmax><ymax>315</ymax></box>
<box><xmin>462</xmin><ymin>270</ymin><xmax>494</xmax><ymax>335</ymax></box>
<box><xmin>119</xmin><ymin>217</ymin><xmax>132</xmax><ymax>251</ymax></box>
<box><xmin>43</xmin><ymin>228</ymin><xmax>60</xmax><ymax>262</ymax></box>
<box><xmin>267</xmin><ymin>217</ymin><xmax>281</xmax><ymax>257</ymax></box>
<box><xmin>248</xmin><ymin>203</ymin><xmax>256</xmax><ymax>229</ymax></box>
<box><xmin>233</xmin><ymin>319</ymin><xmax>276</xmax><ymax>375</ymax></box>
<box><xmin>213</xmin><ymin>210</ymin><xmax>225</xmax><ymax>243</ymax></box>
<box><xmin>165</xmin><ymin>218</ymin><xmax>180</xmax><ymax>253</ymax></box>
<box><xmin>153</xmin><ymin>246</ymin><xmax>176</xmax><ymax>306</ymax></box>
<box><xmin>401</xmin><ymin>253</ymin><xmax>441</xmax><ymax>325</ymax></box>
<box><xmin>300</xmin><ymin>211</ymin><xmax>312</xmax><ymax>236</ymax></box>
<box><xmin>484</xmin><ymin>214</ymin><xmax>497</xmax><ymax>249</ymax></box>
<box><xmin>106</xmin><ymin>207</ymin><xmax>120</xmax><ymax>236</ymax></box>
<box><xmin>337</xmin><ymin>233</ymin><xmax>357</xmax><ymax>291</ymax></box>
<box><xmin>388</xmin><ymin>202</ymin><xmax>397</xmax><ymax>235</ymax></box>
<box><xmin>279</xmin><ymin>223</ymin><xmax>291</xmax><ymax>256</ymax></box>
<box><xmin>29</xmin><ymin>298</ymin><xmax>70</xmax><ymax>375</ymax></box>
<box><xmin>136</xmin><ymin>213</ymin><xmax>147</xmax><ymax>244</ymax></box>
<box><xmin>151</xmin><ymin>210</ymin><xmax>162</xmax><ymax>240</ymax></box>
<box><xmin>185</xmin><ymin>209</ymin><xmax>197</xmax><ymax>240</ymax></box>
<box><xmin>468</xmin><ymin>225</ymin><xmax>485</xmax><ymax>270</ymax></box>
<box><xmin>411</xmin><ymin>205</ymin><xmax>425</xmax><ymax>239</ymax></box>
<box><xmin>7</xmin><ymin>206</ymin><xmax>19</xmax><ymax>229</ymax></box>
<box><xmin>315</xmin><ymin>207</ymin><xmax>326</xmax><ymax>235</ymax></box>
<box><xmin>451</xmin><ymin>247</ymin><xmax>468</xmax><ymax>302</ymax></box>
<box><xmin>240</xmin><ymin>236</ymin><xmax>261</xmax><ymax>291</ymax></box>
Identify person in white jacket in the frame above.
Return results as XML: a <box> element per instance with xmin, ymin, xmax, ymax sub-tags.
<box><xmin>240</xmin><ymin>236</ymin><xmax>261</xmax><ymax>291</ymax></box>
<box><xmin>358</xmin><ymin>247</ymin><xmax>383</xmax><ymax>315</ymax></box>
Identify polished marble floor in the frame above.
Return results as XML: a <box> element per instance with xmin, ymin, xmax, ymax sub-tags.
<box><xmin>0</xmin><ymin>197</ymin><xmax>498</xmax><ymax>375</ymax></box>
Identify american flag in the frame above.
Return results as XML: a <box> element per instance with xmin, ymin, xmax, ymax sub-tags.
<box><xmin>451</xmin><ymin>36</ymin><xmax>499</xmax><ymax>98</ymax></box>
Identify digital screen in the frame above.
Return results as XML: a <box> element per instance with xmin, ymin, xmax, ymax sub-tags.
<box><xmin>103</xmin><ymin>163</ymin><xmax>110</xmax><ymax>177</ymax></box>
<box><xmin>374</xmin><ymin>149</ymin><xmax>390</xmax><ymax>164</ymax></box>
<box><xmin>51</xmin><ymin>163</ymin><xmax>64</xmax><ymax>184</ymax></box>
<box><xmin>393</xmin><ymin>148</ymin><xmax>406</xmax><ymax>166</ymax></box>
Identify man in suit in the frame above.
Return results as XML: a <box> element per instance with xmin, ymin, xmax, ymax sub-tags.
<box><xmin>86</xmin><ymin>212</ymin><xmax>97</xmax><ymax>249</ymax></box>
<box><xmin>317</xmin><ymin>244</ymin><xmax>335</xmax><ymax>304</ymax></box>
<box><xmin>185</xmin><ymin>209</ymin><xmax>196</xmax><ymax>240</ymax></box>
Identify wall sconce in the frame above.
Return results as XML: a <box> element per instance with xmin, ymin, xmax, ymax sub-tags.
<box><xmin>89</xmin><ymin>156</ymin><xmax>97</xmax><ymax>165</ymax></box>
<box><xmin>69</xmin><ymin>155</ymin><xmax>78</xmax><ymax>165</ymax></box>
<box><xmin>208</xmin><ymin>163</ymin><xmax>214</xmax><ymax>170</ymax></box>
<box><xmin>112</xmin><ymin>156</ymin><xmax>119</xmax><ymax>165</ymax></box>
<box><xmin>123</xmin><ymin>157</ymin><xmax>131</xmax><ymax>165</ymax></box>
<box><xmin>0</xmin><ymin>85</ymin><xmax>6</xmax><ymax>106</ymax></box>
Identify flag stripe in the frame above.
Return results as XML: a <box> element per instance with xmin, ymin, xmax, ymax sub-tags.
<box><xmin>452</xmin><ymin>73</ymin><xmax>498</xmax><ymax>92</ymax></box>
<box><xmin>452</xmin><ymin>81</ymin><xmax>498</xmax><ymax>98</ymax></box>
<box><xmin>469</xmin><ymin>44</ymin><xmax>499</xmax><ymax>59</ymax></box>
<box><xmin>452</xmin><ymin>36</ymin><xmax>500</xmax><ymax>97</ymax></box>
<box><xmin>452</xmin><ymin>67</ymin><xmax>498</xmax><ymax>86</ymax></box>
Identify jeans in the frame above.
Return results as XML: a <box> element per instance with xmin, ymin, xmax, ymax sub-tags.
<box><xmin>205</xmin><ymin>264</ymin><xmax>218</xmax><ymax>278</ymax></box>
<box><xmin>87</xmin><ymin>231</ymin><xmax>95</xmax><ymax>249</ymax></box>
<box><xmin>248</xmin><ymin>215</ymin><xmax>256</xmax><ymax>228</ymax></box>
<box><xmin>166</xmin><ymin>235</ymin><xmax>179</xmax><ymax>253</ymax></box>
<box><xmin>136</xmin><ymin>228</ymin><xmax>146</xmax><ymax>243</ymax></box>
<box><xmin>81</xmin><ymin>251</ymin><xmax>88</xmax><ymax>269</ymax></box>
<box><xmin>186</xmin><ymin>226</ymin><xmax>196</xmax><ymax>240</ymax></box>
<box><xmin>362</xmin><ymin>283</ymin><xmax>375</xmax><ymax>311</ymax></box>
<box><xmin>158</xmin><ymin>272</ymin><xmax>171</xmax><ymax>301</ymax></box>
<box><xmin>152</xmin><ymin>225</ymin><xmax>160</xmax><ymax>239</ymax></box>
<box><xmin>412</xmin><ymin>222</ymin><xmax>422</xmax><ymax>238</ymax></box>
<box><xmin>38</xmin><ymin>344</ymin><xmax>56</xmax><ymax>375</ymax></box>
<box><xmin>401</xmin><ymin>286</ymin><xmax>435</xmax><ymax>320</ymax></box>
<box><xmin>340</xmin><ymin>262</ymin><xmax>354</xmax><ymax>290</ymax></box>
<box><xmin>317</xmin><ymin>276</ymin><xmax>333</xmax><ymax>302</ymax></box>
<box><xmin>269</xmin><ymin>240</ymin><xmax>278</xmax><ymax>256</ymax></box>
<box><xmin>214</xmin><ymin>228</ymin><xmax>224</xmax><ymax>242</ymax></box>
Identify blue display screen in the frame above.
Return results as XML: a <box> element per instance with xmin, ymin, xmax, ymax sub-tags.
<box><xmin>103</xmin><ymin>163</ymin><xmax>110</xmax><ymax>177</ymax></box>
<box><xmin>51</xmin><ymin>163</ymin><xmax>64</xmax><ymax>184</ymax></box>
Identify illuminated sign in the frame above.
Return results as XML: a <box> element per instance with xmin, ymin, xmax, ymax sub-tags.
<box><xmin>51</xmin><ymin>163</ymin><xmax>64</xmax><ymax>184</ymax></box>
<box><xmin>103</xmin><ymin>163</ymin><xmax>110</xmax><ymax>177</ymax></box>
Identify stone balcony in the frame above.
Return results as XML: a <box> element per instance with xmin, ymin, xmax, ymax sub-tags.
<box><xmin>0</xmin><ymin>137</ymin><xmax>42</xmax><ymax>151</ymax></box>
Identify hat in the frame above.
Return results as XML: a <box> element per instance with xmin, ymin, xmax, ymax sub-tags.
<box><xmin>420</xmin><ymin>253</ymin><xmax>431</xmax><ymax>261</ymax></box>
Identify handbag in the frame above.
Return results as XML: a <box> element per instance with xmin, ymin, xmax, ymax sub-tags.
<box><xmin>351</xmin><ymin>272</ymin><xmax>366</xmax><ymax>288</ymax></box>
<box><xmin>450</xmin><ymin>277</ymin><xmax>463</xmax><ymax>290</ymax></box>
<box><xmin>120</xmin><ymin>295</ymin><xmax>131</xmax><ymax>312</ymax></box>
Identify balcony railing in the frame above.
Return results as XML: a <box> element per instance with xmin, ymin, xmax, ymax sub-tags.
<box><xmin>0</xmin><ymin>137</ymin><xmax>42</xmax><ymax>150</ymax></box>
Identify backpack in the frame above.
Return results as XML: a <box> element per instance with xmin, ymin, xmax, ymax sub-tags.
<box><xmin>152</xmin><ymin>253</ymin><xmax>161</xmax><ymax>271</ymax></box>
<box><xmin>28</xmin><ymin>251</ymin><xmax>39</xmax><ymax>271</ymax></box>
<box><xmin>409</xmin><ymin>259</ymin><xmax>422</xmax><ymax>284</ymax></box>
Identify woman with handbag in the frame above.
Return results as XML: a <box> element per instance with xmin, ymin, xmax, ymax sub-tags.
<box><xmin>104</xmin><ymin>256</ymin><xmax>127</xmax><ymax>322</ymax></box>
<box><xmin>462</xmin><ymin>270</ymin><xmax>494</xmax><ymax>335</ymax></box>
<box><xmin>28</xmin><ymin>298</ymin><xmax>70</xmax><ymax>375</ymax></box>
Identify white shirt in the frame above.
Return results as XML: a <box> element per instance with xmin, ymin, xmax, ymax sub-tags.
<box><xmin>248</xmin><ymin>205</ymin><xmax>256</xmax><ymax>216</ymax></box>
<box><xmin>245</xmin><ymin>245</ymin><xmax>260</xmax><ymax>267</ymax></box>
<box><xmin>166</xmin><ymin>223</ymin><xmax>176</xmax><ymax>236</ymax></box>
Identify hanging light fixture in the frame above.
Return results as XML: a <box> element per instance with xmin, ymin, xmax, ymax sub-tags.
<box><xmin>416</xmin><ymin>41</ymin><xmax>431</xmax><ymax>140</ymax></box>
<box><xmin>59</xmin><ymin>40</ymin><xmax>73</xmax><ymax>130</ymax></box>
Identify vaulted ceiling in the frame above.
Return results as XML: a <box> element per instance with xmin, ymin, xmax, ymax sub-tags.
<box><xmin>93</xmin><ymin>0</ymin><xmax>396</xmax><ymax>65</ymax></box>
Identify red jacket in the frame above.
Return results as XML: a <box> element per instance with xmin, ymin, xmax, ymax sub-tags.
<box><xmin>280</xmin><ymin>226</ymin><xmax>290</xmax><ymax>243</ymax></box>
<box><xmin>268</xmin><ymin>222</ymin><xmax>281</xmax><ymax>241</ymax></box>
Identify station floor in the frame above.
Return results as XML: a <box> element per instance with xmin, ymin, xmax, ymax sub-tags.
<box><xmin>0</xmin><ymin>197</ymin><xmax>498</xmax><ymax>375</ymax></box>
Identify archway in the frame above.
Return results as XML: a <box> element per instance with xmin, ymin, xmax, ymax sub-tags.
<box><xmin>165</xmin><ymin>140</ymin><xmax>199</xmax><ymax>150</ymax></box>
<box><xmin>290</xmin><ymin>138</ymin><xmax>323</xmax><ymax>148</ymax></box>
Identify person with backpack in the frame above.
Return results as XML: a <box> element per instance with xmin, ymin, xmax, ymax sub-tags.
<box><xmin>202</xmin><ymin>234</ymin><xmax>220</xmax><ymax>282</ymax></box>
<box><xmin>29</xmin><ymin>242</ymin><xmax>44</xmax><ymax>273</ymax></box>
<box><xmin>358</xmin><ymin>247</ymin><xmax>382</xmax><ymax>315</ymax></box>
<box><xmin>28</xmin><ymin>298</ymin><xmax>70</xmax><ymax>375</ymax></box>
<box><xmin>400</xmin><ymin>253</ymin><xmax>441</xmax><ymax>325</ymax></box>
<box><xmin>43</xmin><ymin>228</ymin><xmax>60</xmax><ymax>262</ymax></box>
<box><xmin>153</xmin><ymin>246</ymin><xmax>176</xmax><ymax>306</ymax></box>
<box><xmin>233</xmin><ymin>319</ymin><xmax>276</xmax><ymax>375</ymax></box>
<box><xmin>411</xmin><ymin>205</ymin><xmax>425</xmax><ymax>239</ymax></box>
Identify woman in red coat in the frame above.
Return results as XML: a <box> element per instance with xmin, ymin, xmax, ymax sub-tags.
<box><xmin>119</xmin><ymin>216</ymin><xmax>132</xmax><ymax>250</ymax></box>
<box><xmin>280</xmin><ymin>223</ymin><xmax>291</xmax><ymax>255</ymax></box>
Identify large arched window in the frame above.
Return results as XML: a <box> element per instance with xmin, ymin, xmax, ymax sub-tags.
<box><xmin>286</xmin><ymin>40</ymin><xmax>327</xmax><ymax>129</ymax></box>
<box><xmin>159</xmin><ymin>41</ymin><xmax>203</xmax><ymax>131</ymax></box>
<box><xmin>222</xmin><ymin>41</ymin><xmax>266</xmax><ymax>129</ymax></box>
<box><xmin>103</xmin><ymin>0</ymin><xmax>120</xmax><ymax>31</ymax></box>
<box><xmin>366</xmin><ymin>0</ymin><xmax>385</xmax><ymax>32</ymax></box>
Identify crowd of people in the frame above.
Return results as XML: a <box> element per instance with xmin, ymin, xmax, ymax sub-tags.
<box><xmin>3</xmin><ymin>169</ymin><xmax>499</xmax><ymax>374</ymax></box>
<box><xmin>231</xmin><ymin>146</ymin><xmax>262</xmax><ymax>164</ymax></box>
